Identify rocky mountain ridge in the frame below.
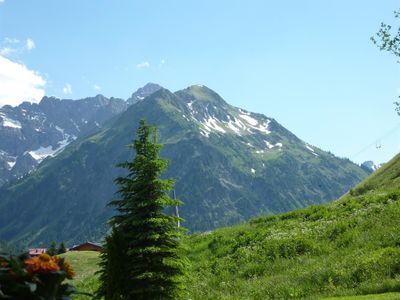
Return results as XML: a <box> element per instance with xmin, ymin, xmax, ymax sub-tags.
<box><xmin>0</xmin><ymin>85</ymin><xmax>369</xmax><ymax>245</ymax></box>
<box><xmin>0</xmin><ymin>83</ymin><xmax>161</xmax><ymax>186</ymax></box>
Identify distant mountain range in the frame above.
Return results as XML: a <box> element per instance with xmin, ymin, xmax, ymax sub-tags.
<box><xmin>0</xmin><ymin>84</ymin><xmax>369</xmax><ymax>246</ymax></box>
<box><xmin>0</xmin><ymin>83</ymin><xmax>162</xmax><ymax>186</ymax></box>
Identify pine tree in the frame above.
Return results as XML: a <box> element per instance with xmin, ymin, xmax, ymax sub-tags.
<box><xmin>58</xmin><ymin>242</ymin><xmax>67</xmax><ymax>254</ymax></box>
<box><xmin>95</xmin><ymin>228</ymin><xmax>129</xmax><ymax>300</ymax></box>
<box><xmin>47</xmin><ymin>241</ymin><xmax>57</xmax><ymax>256</ymax></box>
<box><xmin>97</xmin><ymin>119</ymin><xmax>186</xmax><ymax>300</ymax></box>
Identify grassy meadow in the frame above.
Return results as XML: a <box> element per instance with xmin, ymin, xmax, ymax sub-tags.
<box><xmin>63</xmin><ymin>154</ymin><xmax>400</xmax><ymax>299</ymax></box>
<box><xmin>64</xmin><ymin>251</ymin><xmax>400</xmax><ymax>300</ymax></box>
<box><xmin>60</xmin><ymin>251</ymin><xmax>100</xmax><ymax>299</ymax></box>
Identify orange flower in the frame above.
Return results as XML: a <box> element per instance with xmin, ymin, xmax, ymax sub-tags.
<box><xmin>51</xmin><ymin>256</ymin><xmax>75</xmax><ymax>278</ymax></box>
<box><xmin>0</xmin><ymin>260</ymin><xmax>8</xmax><ymax>268</ymax></box>
<box><xmin>25</xmin><ymin>253</ymin><xmax>60</xmax><ymax>274</ymax></box>
<box><xmin>63</xmin><ymin>261</ymin><xmax>75</xmax><ymax>279</ymax></box>
<box><xmin>52</xmin><ymin>255</ymin><xmax>61</xmax><ymax>264</ymax></box>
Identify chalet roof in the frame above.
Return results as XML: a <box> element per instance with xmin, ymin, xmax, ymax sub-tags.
<box><xmin>28</xmin><ymin>248</ymin><xmax>47</xmax><ymax>256</ymax></box>
<box><xmin>70</xmin><ymin>241</ymin><xmax>103</xmax><ymax>250</ymax></box>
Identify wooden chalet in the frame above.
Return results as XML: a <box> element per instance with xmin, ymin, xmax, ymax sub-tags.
<box><xmin>69</xmin><ymin>242</ymin><xmax>104</xmax><ymax>252</ymax></box>
<box><xmin>29</xmin><ymin>248</ymin><xmax>47</xmax><ymax>257</ymax></box>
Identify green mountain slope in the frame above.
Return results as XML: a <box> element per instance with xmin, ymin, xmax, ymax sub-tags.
<box><xmin>0</xmin><ymin>86</ymin><xmax>368</xmax><ymax>246</ymax></box>
<box><xmin>349</xmin><ymin>153</ymin><xmax>400</xmax><ymax>196</ymax></box>
<box><xmin>184</xmin><ymin>153</ymin><xmax>400</xmax><ymax>299</ymax></box>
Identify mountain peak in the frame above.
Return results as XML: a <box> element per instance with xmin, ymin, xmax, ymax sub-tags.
<box><xmin>143</xmin><ymin>82</ymin><xmax>163</xmax><ymax>89</ymax></box>
<box><xmin>361</xmin><ymin>160</ymin><xmax>384</xmax><ymax>173</ymax></box>
<box><xmin>176</xmin><ymin>84</ymin><xmax>226</xmax><ymax>105</ymax></box>
<box><xmin>127</xmin><ymin>83</ymin><xmax>163</xmax><ymax>105</ymax></box>
<box><xmin>40</xmin><ymin>96</ymin><xmax>60</xmax><ymax>104</ymax></box>
<box><xmin>94</xmin><ymin>94</ymin><xmax>106</xmax><ymax>99</ymax></box>
<box><xmin>186</xmin><ymin>84</ymin><xmax>213</xmax><ymax>93</ymax></box>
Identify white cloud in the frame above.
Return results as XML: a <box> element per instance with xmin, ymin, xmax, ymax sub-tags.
<box><xmin>26</xmin><ymin>38</ymin><xmax>35</xmax><ymax>50</ymax></box>
<box><xmin>93</xmin><ymin>84</ymin><xmax>101</xmax><ymax>91</ymax></box>
<box><xmin>0</xmin><ymin>47</ymin><xmax>15</xmax><ymax>56</ymax></box>
<box><xmin>136</xmin><ymin>61</ymin><xmax>150</xmax><ymax>69</ymax></box>
<box><xmin>0</xmin><ymin>38</ymin><xmax>18</xmax><ymax>57</ymax></box>
<box><xmin>159</xmin><ymin>59</ymin><xmax>165</xmax><ymax>68</ymax></box>
<box><xmin>62</xmin><ymin>83</ymin><xmax>72</xmax><ymax>95</ymax></box>
<box><xmin>0</xmin><ymin>55</ymin><xmax>46</xmax><ymax>107</ymax></box>
<box><xmin>0</xmin><ymin>37</ymin><xmax>35</xmax><ymax>57</ymax></box>
<box><xmin>4</xmin><ymin>37</ymin><xmax>19</xmax><ymax>44</ymax></box>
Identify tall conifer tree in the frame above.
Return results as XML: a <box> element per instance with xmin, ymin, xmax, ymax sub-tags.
<box><xmin>97</xmin><ymin>119</ymin><xmax>185</xmax><ymax>300</ymax></box>
<box><xmin>57</xmin><ymin>242</ymin><xmax>67</xmax><ymax>254</ymax></box>
<box><xmin>96</xmin><ymin>228</ymin><xmax>129</xmax><ymax>299</ymax></box>
<box><xmin>47</xmin><ymin>241</ymin><xmax>57</xmax><ymax>256</ymax></box>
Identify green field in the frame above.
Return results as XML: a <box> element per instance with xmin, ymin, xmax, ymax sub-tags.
<box><xmin>62</xmin><ymin>154</ymin><xmax>400</xmax><ymax>299</ymax></box>
<box><xmin>60</xmin><ymin>251</ymin><xmax>101</xmax><ymax>299</ymax></box>
<box><xmin>63</xmin><ymin>251</ymin><xmax>400</xmax><ymax>299</ymax></box>
<box><xmin>63</xmin><ymin>251</ymin><xmax>400</xmax><ymax>300</ymax></box>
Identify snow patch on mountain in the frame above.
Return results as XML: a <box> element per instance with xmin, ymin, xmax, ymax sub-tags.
<box><xmin>27</xmin><ymin>134</ymin><xmax>76</xmax><ymax>163</ymax></box>
<box><xmin>28</xmin><ymin>146</ymin><xmax>56</xmax><ymax>162</ymax></box>
<box><xmin>264</xmin><ymin>140</ymin><xmax>282</xmax><ymax>149</ymax></box>
<box><xmin>201</xmin><ymin>116</ymin><xmax>226</xmax><ymax>134</ymax></box>
<box><xmin>55</xmin><ymin>126</ymin><xmax>64</xmax><ymax>134</ymax></box>
<box><xmin>199</xmin><ymin>129</ymin><xmax>210</xmax><ymax>137</ymax></box>
<box><xmin>305</xmin><ymin>144</ymin><xmax>314</xmax><ymax>152</ymax></box>
<box><xmin>0</xmin><ymin>113</ymin><xmax>22</xmax><ymax>129</ymax></box>
<box><xmin>239</xmin><ymin>114</ymin><xmax>258</xmax><ymax>126</ymax></box>
<box><xmin>254</xmin><ymin>141</ymin><xmax>283</xmax><ymax>155</ymax></box>
<box><xmin>237</xmin><ymin>114</ymin><xmax>271</xmax><ymax>134</ymax></box>
<box><xmin>305</xmin><ymin>144</ymin><xmax>319</xmax><ymax>157</ymax></box>
<box><xmin>7</xmin><ymin>161</ymin><xmax>16</xmax><ymax>170</ymax></box>
<box><xmin>225</xmin><ymin>116</ymin><xmax>246</xmax><ymax>135</ymax></box>
<box><xmin>265</xmin><ymin>140</ymin><xmax>274</xmax><ymax>149</ymax></box>
<box><xmin>226</xmin><ymin>119</ymin><xmax>243</xmax><ymax>135</ymax></box>
<box><xmin>187</xmin><ymin>101</ymin><xmax>195</xmax><ymax>110</ymax></box>
<box><xmin>238</xmin><ymin>108</ymin><xmax>250</xmax><ymax>116</ymax></box>
<box><xmin>196</xmin><ymin>109</ymin><xmax>272</xmax><ymax>137</ymax></box>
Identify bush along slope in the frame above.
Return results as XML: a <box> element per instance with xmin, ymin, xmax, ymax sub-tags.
<box><xmin>183</xmin><ymin>154</ymin><xmax>400</xmax><ymax>299</ymax></box>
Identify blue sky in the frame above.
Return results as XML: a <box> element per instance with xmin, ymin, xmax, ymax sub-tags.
<box><xmin>0</xmin><ymin>1</ymin><xmax>399</xmax><ymax>164</ymax></box>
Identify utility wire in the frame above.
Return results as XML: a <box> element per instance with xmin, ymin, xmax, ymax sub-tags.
<box><xmin>350</xmin><ymin>122</ymin><xmax>400</xmax><ymax>160</ymax></box>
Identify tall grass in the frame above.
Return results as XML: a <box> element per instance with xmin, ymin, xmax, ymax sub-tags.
<box><xmin>60</xmin><ymin>251</ymin><xmax>100</xmax><ymax>299</ymax></box>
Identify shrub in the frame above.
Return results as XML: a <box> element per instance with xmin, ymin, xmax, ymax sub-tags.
<box><xmin>351</xmin><ymin>248</ymin><xmax>400</xmax><ymax>285</ymax></box>
<box><xmin>259</xmin><ymin>237</ymin><xmax>320</xmax><ymax>261</ymax></box>
<box><xmin>0</xmin><ymin>252</ymin><xmax>84</xmax><ymax>299</ymax></box>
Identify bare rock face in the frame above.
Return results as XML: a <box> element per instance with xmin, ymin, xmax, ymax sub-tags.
<box><xmin>126</xmin><ymin>83</ymin><xmax>163</xmax><ymax>105</ymax></box>
<box><xmin>0</xmin><ymin>94</ymin><xmax>127</xmax><ymax>186</ymax></box>
<box><xmin>0</xmin><ymin>83</ymin><xmax>166</xmax><ymax>187</ymax></box>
